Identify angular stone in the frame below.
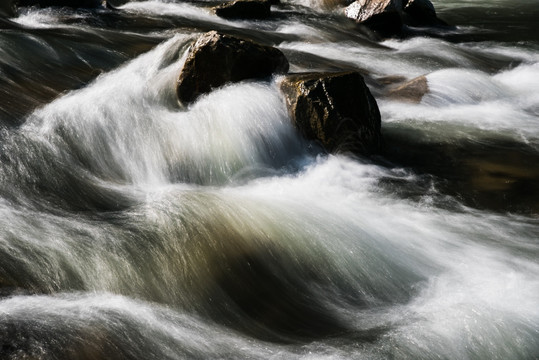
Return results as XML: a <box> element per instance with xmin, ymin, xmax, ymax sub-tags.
<box><xmin>177</xmin><ymin>31</ymin><xmax>289</xmax><ymax>105</ymax></box>
<box><xmin>280</xmin><ymin>72</ymin><xmax>382</xmax><ymax>155</ymax></box>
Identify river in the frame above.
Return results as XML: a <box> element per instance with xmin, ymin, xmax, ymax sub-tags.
<box><xmin>0</xmin><ymin>0</ymin><xmax>538</xmax><ymax>359</ymax></box>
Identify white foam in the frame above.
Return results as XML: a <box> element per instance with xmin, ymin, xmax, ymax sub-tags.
<box><xmin>381</xmin><ymin>63</ymin><xmax>539</xmax><ymax>145</ymax></box>
<box><xmin>21</xmin><ymin>34</ymin><xmax>304</xmax><ymax>187</ymax></box>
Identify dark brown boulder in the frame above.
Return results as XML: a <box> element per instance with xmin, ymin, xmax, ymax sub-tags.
<box><xmin>214</xmin><ymin>0</ymin><xmax>271</xmax><ymax>20</ymax></box>
<box><xmin>280</xmin><ymin>72</ymin><xmax>382</xmax><ymax>155</ymax></box>
<box><xmin>402</xmin><ymin>0</ymin><xmax>448</xmax><ymax>26</ymax></box>
<box><xmin>176</xmin><ymin>31</ymin><xmax>289</xmax><ymax>105</ymax></box>
<box><xmin>345</xmin><ymin>0</ymin><xmax>403</xmax><ymax>36</ymax></box>
<box><xmin>387</xmin><ymin>75</ymin><xmax>428</xmax><ymax>103</ymax></box>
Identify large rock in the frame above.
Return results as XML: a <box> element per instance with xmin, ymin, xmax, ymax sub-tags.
<box><xmin>345</xmin><ymin>0</ymin><xmax>403</xmax><ymax>36</ymax></box>
<box><xmin>402</xmin><ymin>0</ymin><xmax>447</xmax><ymax>26</ymax></box>
<box><xmin>280</xmin><ymin>72</ymin><xmax>382</xmax><ymax>155</ymax></box>
<box><xmin>214</xmin><ymin>0</ymin><xmax>271</xmax><ymax>20</ymax></box>
<box><xmin>177</xmin><ymin>31</ymin><xmax>289</xmax><ymax>105</ymax></box>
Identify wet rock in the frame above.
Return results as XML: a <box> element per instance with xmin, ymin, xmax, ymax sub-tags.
<box><xmin>383</xmin><ymin>131</ymin><xmax>539</xmax><ymax>214</ymax></box>
<box><xmin>176</xmin><ymin>31</ymin><xmax>289</xmax><ymax>105</ymax></box>
<box><xmin>345</xmin><ymin>0</ymin><xmax>402</xmax><ymax>23</ymax></box>
<box><xmin>387</xmin><ymin>75</ymin><xmax>428</xmax><ymax>103</ymax></box>
<box><xmin>402</xmin><ymin>0</ymin><xmax>448</xmax><ymax>27</ymax></box>
<box><xmin>280</xmin><ymin>71</ymin><xmax>382</xmax><ymax>155</ymax></box>
<box><xmin>214</xmin><ymin>0</ymin><xmax>271</xmax><ymax>20</ymax></box>
<box><xmin>345</xmin><ymin>0</ymin><xmax>403</xmax><ymax>36</ymax></box>
<box><xmin>345</xmin><ymin>0</ymin><xmax>449</xmax><ymax>36</ymax></box>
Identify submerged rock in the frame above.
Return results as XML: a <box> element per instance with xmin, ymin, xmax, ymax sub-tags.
<box><xmin>387</xmin><ymin>75</ymin><xmax>429</xmax><ymax>103</ymax></box>
<box><xmin>214</xmin><ymin>0</ymin><xmax>271</xmax><ymax>20</ymax></box>
<box><xmin>176</xmin><ymin>31</ymin><xmax>289</xmax><ymax>105</ymax></box>
<box><xmin>280</xmin><ymin>72</ymin><xmax>382</xmax><ymax>155</ymax></box>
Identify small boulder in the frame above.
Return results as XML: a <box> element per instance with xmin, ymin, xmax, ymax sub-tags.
<box><xmin>177</xmin><ymin>31</ymin><xmax>289</xmax><ymax>105</ymax></box>
<box><xmin>387</xmin><ymin>75</ymin><xmax>428</xmax><ymax>103</ymax></box>
<box><xmin>214</xmin><ymin>0</ymin><xmax>271</xmax><ymax>20</ymax></box>
<box><xmin>402</xmin><ymin>0</ymin><xmax>447</xmax><ymax>26</ymax></box>
<box><xmin>345</xmin><ymin>0</ymin><xmax>403</xmax><ymax>36</ymax></box>
<box><xmin>280</xmin><ymin>72</ymin><xmax>382</xmax><ymax>155</ymax></box>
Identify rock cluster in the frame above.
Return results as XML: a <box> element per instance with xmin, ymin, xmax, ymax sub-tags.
<box><xmin>10</xmin><ymin>0</ymin><xmax>449</xmax><ymax>158</ymax></box>
<box><xmin>176</xmin><ymin>32</ymin><xmax>383</xmax><ymax>156</ymax></box>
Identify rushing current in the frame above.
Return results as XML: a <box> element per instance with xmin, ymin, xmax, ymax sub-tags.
<box><xmin>1</xmin><ymin>0</ymin><xmax>538</xmax><ymax>359</ymax></box>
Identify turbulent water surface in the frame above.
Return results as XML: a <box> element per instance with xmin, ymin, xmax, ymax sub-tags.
<box><xmin>1</xmin><ymin>0</ymin><xmax>538</xmax><ymax>359</ymax></box>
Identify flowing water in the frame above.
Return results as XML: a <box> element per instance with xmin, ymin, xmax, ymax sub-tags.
<box><xmin>1</xmin><ymin>0</ymin><xmax>538</xmax><ymax>359</ymax></box>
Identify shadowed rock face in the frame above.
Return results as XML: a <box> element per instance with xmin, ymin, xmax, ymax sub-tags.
<box><xmin>214</xmin><ymin>0</ymin><xmax>271</xmax><ymax>20</ymax></box>
<box><xmin>280</xmin><ymin>72</ymin><xmax>382</xmax><ymax>156</ymax></box>
<box><xmin>176</xmin><ymin>31</ymin><xmax>289</xmax><ymax>105</ymax></box>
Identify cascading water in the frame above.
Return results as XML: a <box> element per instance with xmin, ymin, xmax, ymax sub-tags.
<box><xmin>1</xmin><ymin>0</ymin><xmax>538</xmax><ymax>359</ymax></box>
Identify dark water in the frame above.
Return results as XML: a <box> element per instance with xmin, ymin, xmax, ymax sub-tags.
<box><xmin>1</xmin><ymin>1</ymin><xmax>538</xmax><ymax>359</ymax></box>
